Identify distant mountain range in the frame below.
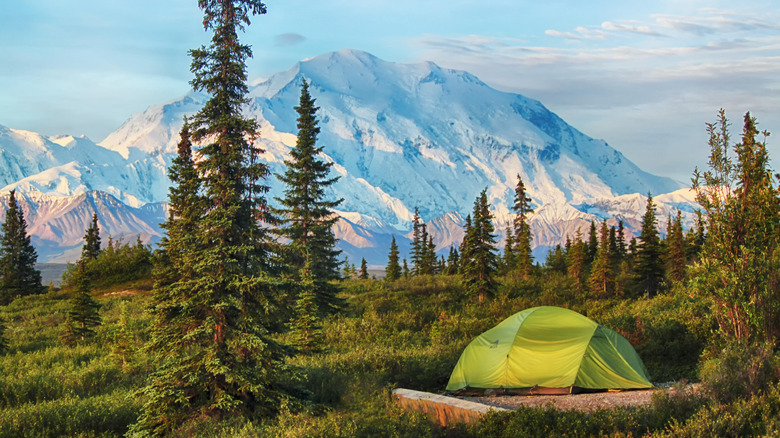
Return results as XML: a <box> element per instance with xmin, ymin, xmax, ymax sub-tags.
<box><xmin>0</xmin><ymin>49</ymin><xmax>699</xmax><ymax>265</ymax></box>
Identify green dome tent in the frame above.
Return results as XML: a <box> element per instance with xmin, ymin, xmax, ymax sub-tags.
<box><xmin>446</xmin><ymin>306</ymin><xmax>652</xmax><ymax>393</ymax></box>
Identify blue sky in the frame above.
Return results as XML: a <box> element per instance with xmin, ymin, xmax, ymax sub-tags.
<box><xmin>2</xmin><ymin>1</ymin><xmax>779</xmax><ymax>182</ymax></box>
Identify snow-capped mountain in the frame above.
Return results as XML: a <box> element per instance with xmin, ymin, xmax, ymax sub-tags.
<box><xmin>0</xmin><ymin>49</ymin><xmax>696</xmax><ymax>265</ymax></box>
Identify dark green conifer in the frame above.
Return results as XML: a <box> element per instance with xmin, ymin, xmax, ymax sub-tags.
<box><xmin>634</xmin><ymin>194</ymin><xmax>665</xmax><ymax>297</ymax></box>
<box><xmin>616</xmin><ymin>220</ymin><xmax>627</xmax><ymax>260</ymax></box>
<box><xmin>275</xmin><ymin>79</ymin><xmax>343</xmax><ymax>313</ymax></box>
<box><xmin>665</xmin><ymin>210</ymin><xmax>686</xmax><ymax>283</ymax></box>
<box><xmin>503</xmin><ymin>225</ymin><xmax>517</xmax><ymax>273</ymax></box>
<box><xmin>289</xmin><ymin>259</ymin><xmax>324</xmax><ymax>353</ymax></box>
<box><xmin>0</xmin><ymin>190</ymin><xmax>42</xmax><ymax>304</ymax></box>
<box><xmin>66</xmin><ymin>262</ymin><xmax>101</xmax><ymax>343</ymax></box>
<box><xmin>567</xmin><ymin>229</ymin><xmax>586</xmax><ymax>293</ymax></box>
<box><xmin>586</xmin><ymin>221</ymin><xmax>598</xmax><ymax>265</ymax></box>
<box><xmin>410</xmin><ymin>209</ymin><xmax>424</xmax><ymax>276</ymax></box>
<box><xmin>402</xmin><ymin>258</ymin><xmax>409</xmax><ymax>278</ymax></box>
<box><xmin>512</xmin><ymin>175</ymin><xmax>534</xmax><ymax>278</ymax></box>
<box><xmin>589</xmin><ymin>221</ymin><xmax>615</xmax><ymax>296</ymax></box>
<box><xmin>132</xmin><ymin>1</ymin><xmax>293</xmax><ymax>435</ymax></box>
<box><xmin>446</xmin><ymin>246</ymin><xmax>459</xmax><ymax>275</ymax></box>
<box><xmin>81</xmin><ymin>213</ymin><xmax>101</xmax><ymax>262</ymax></box>
<box><xmin>359</xmin><ymin>258</ymin><xmax>369</xmax><ymax>279</ymax></box>
<box><xmin>461</xmin><ymin>190</ymin><xmax>498</xmax><ymax>302</ymax></box>
<box><xmin>421</xmin><ymin>235</ymin><xmax>437</xmax><ymax>275</ymax></box>
<box><xmin>385</xmin><ymin>236</ymin><xmax>401</xmax><ymax>282</ymax></box>
<box><xmin>544</xmin><ymin>244</ymin><xmax>567</xmax><ymax>275</ymax></box>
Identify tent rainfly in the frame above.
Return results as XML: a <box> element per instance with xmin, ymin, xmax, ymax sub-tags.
<box><xmin>446</xmin><ymin>306</ymin><xmax>652</xmax><ymax>393</ymax></box>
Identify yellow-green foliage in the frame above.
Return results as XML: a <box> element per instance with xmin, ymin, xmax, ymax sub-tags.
<box><xmin>0</xmin><ymin>272</ymin><xmax>732</xmax><ymax>437</ymax></box>
<box><xmin>0</xmin><ymin>291</ymin><xmax>150</xmax><ymax>437</ymax></box>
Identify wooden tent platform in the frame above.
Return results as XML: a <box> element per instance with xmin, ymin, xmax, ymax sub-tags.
<box><xmin>392</xmin><ymin>388</ymin><xmax>509</xmax><ymax>427</ymax></box>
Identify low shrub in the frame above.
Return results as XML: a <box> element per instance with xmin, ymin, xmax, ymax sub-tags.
<box><xmin>699</xmin><ymin>342</ymin><xmax>780</xmax><ymax>403</ymax></box>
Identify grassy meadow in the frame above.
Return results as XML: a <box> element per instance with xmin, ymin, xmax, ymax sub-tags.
<box><xmin>5</xmin><ymin>268</ymin><xmax>780</xmax><ymax>437</ymax></box>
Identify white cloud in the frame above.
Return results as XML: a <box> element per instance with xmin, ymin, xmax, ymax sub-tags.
<box><xmin>410</xmin><ymin>10</ymin><xmax>780</xmax><ymax>182</ymax></box>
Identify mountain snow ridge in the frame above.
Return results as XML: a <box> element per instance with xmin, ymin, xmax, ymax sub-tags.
<box><xmin>1</xmin><ymin>49</ymin><xmax>695</xmax><ymax>264</ymax></box>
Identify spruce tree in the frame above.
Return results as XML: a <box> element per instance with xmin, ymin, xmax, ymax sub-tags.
<box><xmin>385</xmin><ymin>236</ymin><xmax>401</xmax><ymax>282</ymax></box>
<box><xmin>275</xmin><ymin>79</ymin><xmax>343</xmax><ymax>313</ymax></box>
<box><xmin>588</xmin><ymin>221</ymin><xmax>615</xmax><ymax>296</ymax></box>
<box><xmin>446</xmin><ymin>246</ymin><xmax>459</xmax><ymax>275</ymax></box>
<box><xmin>359</xmin><ymin>258</ymin><xmax>369</xmax><ymax>280</ymax></box>
<box><xmin>289</xmin><ymin>259</ymin><xmax>324</xmax><ymax>353</ymax></box>
<box><xmin>567</xmin><ymin>229</ymin><xmax>586</xmax><ymax>293</ymax></box>
<box><xmin>634</xmin><ymin>194</ymin><xmax>665</xmax><ymax>297</ymax></box>
<box><xmin>81</xmin><ymin>213</ymin><xmax>101</xmax><ymax>262</ymax></box>
<box><xmin>402</xmin><ymin>259</ymin><xmax>410</xmax><ymax>278</ymax></box>
<box><xmin>586</xmin><ymin>221</ymin><xmax>598</xmax><ymax>265</ymax></box>
<box><xmin>66</xmin><ymin>262</ymin><xmax>101</xmax><ymax>343</ymax></box>
<box><xmin>461</xmin><ymin>190</ymin><xmax>498</xmax><ymax>302</ymax></box>
<box><xmin>616</xmin><ymin>220</ymin><xmax>627</xmax><ymax>260</ymax></box>
<box><xmin>503</xmin><ymin>225</ymin><xmax>516</xmax><ymax>273</ymax></box>
<box><xmin>544</xmin><ymin>244</ymin><xmax>567</xmax><ymax>275</ymax></box>
<box><xmin>458</xmin><ymin>215</ymin><xmax>472</xmax><ymax>275</ymax></box>
<box><xmin>665</xmin><ymin>210</ymin><xmax>686</xmax><ymax>283</ymax></box>
<box><xmin>512</xmin><ymin>175</ymin><xmax>534</xmax><ymax>278</ymax></box>
<box><xmin>132</xmin><ymin>2</ymin><xmax>293</xmax><ymax>435</ymax></box>
<box><xmin>410</xmin><ymin>209</ymin><xmax>424</xmax><ymax>276</ymax></box>
<box><xmin>0</xmin><ymin>190</ymin><xmax>42</xmax><ymax>304</ymax></box>
<box><xmin>421</xmin><ymin>235</ymin><xmax>436</xmax><ymax>275</ymax></box>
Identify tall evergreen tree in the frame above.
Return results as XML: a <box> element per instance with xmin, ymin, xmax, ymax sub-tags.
<box><xmin>132</xmin><ymin>2</ymin><xmax>293</xmax><ymax>435</ymax></box>
<box><xmin>81</xmin><ymin>213</ymin><xmax>101</xmax><ymax>262</ymax></box>
<box><xmin>359</xmin><ymin>258</ymin><xmax>369</xmax><ymax>280</ymax></box>
<box><xmin>446</xmin><ymin>246</ymin><xmax>460</xmax><ymax>275</ymax></box>
<box><xmin>275</xmin><ymin>79</ymin><xmax>343</xmax><ymax>313</ymax></box>
<box><xmin>634</xmin><ymin>194</ymin><xmax>665</xmax><ymax>297</ymax></box>
<box><xmin>665</xmin><ymin>210</ymin><xmax>687</xmax><ymax>283</ymax></box>
<box><xmin>616</xmin><ymin>220</ymin><xmax>627</xmax><ymax>260</ymax></box>
<box><xmin>410</xmin><ymin>209</ymin><xmax>425</xmax><ymax>276</ymax></box>
<box><xmin>385</xmin><ymin>236</ymin><xmax>401</xmax><ymax>282</ymax></box>
<box><xmin>567</xmin><ymin>229</ymin><xmax>586</xmax><ymax>293</ymax></box>
<box><xmin>0</xmin><ymin>190</ymin><xmax>42</xmax><ymax>304</ymax></box>
<box><xmin>458</xmin><ymin>215</ymin><xmax>472</xmax><ymax>275</ymax></box>
<box><xmin>544</xmin><ymin>244</ymin><xmax>568</xmax><ymax>275</ymax></box>
<box><xmin>586</xmin><ymin>221</ymin><xmax>598</xmax><ymax>265</ymax></box>
<box><xmin>588</xmin><ymin>221</ymin><xmax>615</xmax><ymax>296</ymax></box>
<box><xmin>503</xmin><ymin>225</ymin><xmax>517</xmax><ymax>273</ymax></box>
<box><xmin>461</xmin><ymin>190</ymin><xmax>498</xmax><ymax>302</ymax></box>
<box><xmin>66</xmin><ymin>262</ymin><xmax>101</xmax><ymax>343</ymax></box>
<box><xmin>420</xmin><ymin>235</ymin><xmax>437</xmax><ymax>276</ymax></box>
<box><xmin>402</xmin><ymin>258</ymin><xmax>409</xmax><ymax>278</ymax></box>
<box><xmin>512</xmin><ymin>175</ymin><xmax>534</xmax><ymax>278</ymax></box>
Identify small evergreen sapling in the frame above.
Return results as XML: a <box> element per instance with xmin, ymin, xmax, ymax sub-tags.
<box><xmin>359</xmin><ymin>258</ymin><xmax>369</xmax><ymax>280</ymax></box>
<box><xmin>66</xmin><ymin>262</ymin><xmax>101</xmax><ymax>343</ymax></box>
<box><xmin>290</xmin><ymin>260</ymin><xmax>324</xmax><ymax>353</ymax></box>
<box><xmin>81</xmin><ymin>212</ymin><xmax>101</xmax><ymax>262</ymax></box>
<box><xmin>385</xmin><ymin>236</ymin><xmax>401</xmax><ymax>282</ymax></box>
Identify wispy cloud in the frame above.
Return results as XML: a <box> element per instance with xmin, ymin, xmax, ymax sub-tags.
<box><xmin>410</xmin><ymin>9</ymin><xmax>780</xmax><ymax>182</ymax></box>
<box><xmin>601</xmin><ymin>21</ymin><xmax>664</xmax><ymax>37</ymax></box>
<box><xmin>545</xmin><ymin>27</ymin><xmax>609</xmax><ymax>41</ymax></box>
<box><xmin>275</xmin><ymin>33</ymin><xmax>306</xmax><ymax>47</ymax></box>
